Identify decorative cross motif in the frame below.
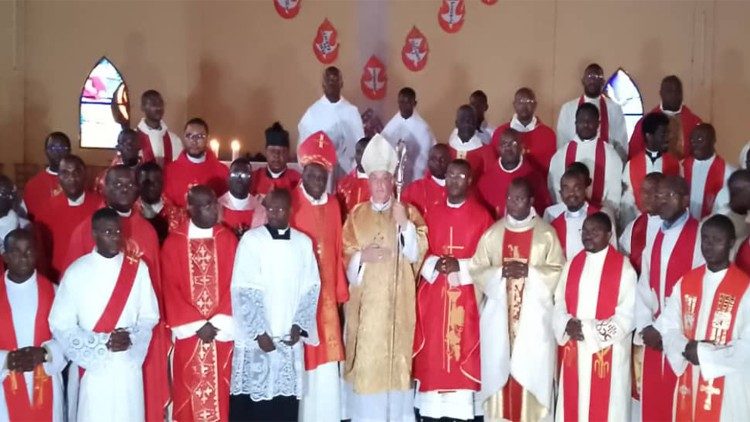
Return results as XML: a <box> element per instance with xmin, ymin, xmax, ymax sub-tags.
<box><xmin>594</xmin><ymin>347</ymin><xmax>611</xmax><ymax>379</ymax></box>
<box><xmin>443</xmin><ymin>227</ymin><xmax>464</xmax><ymax>256</ymax></box>
<box><xmin>700</xmin><ymin>379</ymin><xmax>721</xmax><ymax>411</ymax></box>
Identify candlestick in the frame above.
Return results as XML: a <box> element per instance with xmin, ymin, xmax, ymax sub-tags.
<box><xmin>209</xmin><ymin>139</ymin><xmax>220</xmax><ymax>158</ymax></box>
<box><xmin>231</xmin><ymin>140</ymin><xmax>240</xmax><ymax>161</ymax></box>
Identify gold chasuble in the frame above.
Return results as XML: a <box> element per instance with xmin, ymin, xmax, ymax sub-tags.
<box><xmin>343</xmin><ymin>202</ymin><xmax>428</xmax><ymax>394</ymax></box>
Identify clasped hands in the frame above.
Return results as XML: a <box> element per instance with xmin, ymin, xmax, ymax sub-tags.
<box><xmin>502</xmin><ymin>261</ymin><xmax>529</xmax><ymax>279</ymax></box>
<box><xmin>256</xmin><ymin>324</ymin><xmax>303</xmax><ymax>353</ymax></box>
<box><xmin>107</xmin><ymin>328</ymin><xmax>132</xmax><ymax>352</ymax></box>
<box><xmin>6</xmin><ymin>346</ymin><xmax>46</xmax><ymax>372</ymax></box>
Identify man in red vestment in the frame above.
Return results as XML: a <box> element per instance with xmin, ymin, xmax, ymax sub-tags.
<box><xmin>64</xmin><ymin>165</ymin><xmax>170</xmax><ymax>422</ymax></box>
<box><xmin>94</xmin><ymin>128</ymin><xmax>143</xmax><ymax>195</ymax></box>
<box><xmin>220</xmin><ymin>158</ymin><xmax>263</xmax><ymax>238</ymax></box>
<box><xmin>402</xmin><ymin>143</ymin><xmax>449</xmax><ymax>217</ymax></box>
<box><xmin>447</xmin><ymin>105</ymin><xmax>495</xmax><ymax>181</ymax></box>
<box><xmin>250</xmin><ymin>122</ymin><xmax>301</xmax><ymax>196</ymax></box>
<box><xmin>336</xmin><ymin>137</ymin><xmax>371</xmax><ymax>215</ymax></box>
<box><xmin>164</xmin><ymin>118</ymin><xmax>229</xmax><ymax>208</ymax></box>
<box><xmin>413</xmin><ymin>159</ymin><xmax>493</xmax><ymax>420</ymax></box>
<box><xmin>492</xmin><ymin>88</ymin><xmax>557</xmax><ymax>180</ymax></box>
<box><xmin>162</xmin><ymin>185</ymin><xmax>237</xmax><ymax>422</ymax></box>
<box><xmin>628</xmin><ymin>75</ymin><xmax>703</xmax><ymax>160</ymax></box>
<box><xmin>23</xmin><ymin>132</ymin><xmax>70</xmax><ymax>222</ymax></box>
<box><xmin>292</xmin><ymin>131</ymin><xmax>349</xmax><ymax>420</ymax></box>
<box><xmin>137</xmin><ymin>90</ymin><xmax>183</xmax><ymax>165</ymax></box>
<box><xmin>136</xmin><ymin>162</ymin><xmax>180</xmax><ymax>245</ymax></box>
<box><xmin>478</xmin><ymin>128</ymin><xmax>550</xmax><ymax>219</ymax></box>
<box><xmin>34</xmin><ymin>155</ymin><xmax>101</xmax><ymax>281</ymax></box>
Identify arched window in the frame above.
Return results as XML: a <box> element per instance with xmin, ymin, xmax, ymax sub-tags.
<box><xmin>605</xmin><ymin>68</ymin><xmax>644</xmax><ymax>140</ymax></box>
<box><xmin>79</xmin><ymin>57</ymin><xmax>130</xmax><ymax>149</ymax></box>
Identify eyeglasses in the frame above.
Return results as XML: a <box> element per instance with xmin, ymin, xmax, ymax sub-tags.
<box><xmin>185</xmin><ymin>133</ymin><xmax>207</xmax><ymax>142</ymax></box>
<box><xmin>229</xmin><ymin>172</ymin><xmax>251</xmax><ymax>180</ymax></box>
<box><xmin>584</xmin><ymin>74</ymin><xmax>605</xmax><ymax>81</ymax></box>
<box><xmin>99</xmin><ymin>228</ymin><xmax>122</xmax><ymax>236</ymax></box>
<box><xmin>514</xmin><ymin>99</ymin><xmax>536</xmax><ymax>105</ymax></box>
<box><xmin>114</xmin><ymin>181</ymin><xmax>137</xmax><ymax>190</ymax></box>
<box><xmin>655</xmin><ymin>192</ymin><xmax>680</xmax><ymax>199</ymax></box>
<box><xmin>47</xmin><ymin>145</ymin><xmax>70</xmax><ymax>152</ymax></box>
<box><xmin>445</xmin><ymin>173</ymin><xmax>468</xmax><ymax>180</ymax></box>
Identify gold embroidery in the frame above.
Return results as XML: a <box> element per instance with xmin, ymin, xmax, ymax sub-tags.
<box><xmin>683</xmin><ymin>294</ymin><xmax>698</xmax><ymax>333</ymax></box>
<box><xmin>445</xmin><ymin>289</ymin><xmax>465</xmax><ymax>372</ymax></box>
<box><xmin>700</xmin><ymin>379</ymin><xmax>721</xmax><ymax>411</ymax></box>
<box><xmin>711</xmin><ymin>293</ymin><xmax>736</xmax><ymax>345</ymax></box>
<box><xmin>593</xmin><ymin>347</ymin><xmax>611</xmax><ymax>379</ymax></box>
<box><xmin>503</xmin><ymin>244</ymin><xmax>528</xmax><ymax>347</ymax></box>
<box><xmin>33</xmin><ymin>365</ymin><xmax>50</xmax><ymax>406</ymax></box>
<box><xmin>443</xmin><ymin>227</ymin><xmax>464</xmax><ymax>256</ymax></box>
<box><xmin>189</xmin><ymin>341</ymin><xmax>220</xmax><ymax>421</ymax></box>
<box><xmin>188</xmin><ymin>239</ymin><xmax>220</xmax><ymax>318</ymax></box>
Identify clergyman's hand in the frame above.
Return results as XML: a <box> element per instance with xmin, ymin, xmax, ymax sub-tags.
<box><xmin>565</xmin><ymin>318</ymin><xmax>584</xmax><ymax>341</ymax></box>
<box><xmin>107</xmin><ymin>329</ymin><xmax>132</xmax><ymax>352</ymax></box>
<box><xmin>502</xmin><ymin>261</ymin><xmax>529</xmax><ymax>279</ymax></box>
<box><xmin>438</xmin><ymin>256</ymin><xmax>460</xmax><ymax>275</ymax></box>
<box><xmin>683</xmin><ymin>340</ymin><xmax>700</xmax><ymax>365</ymax></box>
<box><xmin>282</xmin><ymin>325</ymin><xmax>302</xmax><ymax>347</ymax></box>
<box><xmin>641</xmin><ymin>325</ymin><xmax>663</xmax><ymax>351</ymax></box>
<box><xmin>256</xmin><ymin>333</ymin><xmax>276</xmax><ymax>353</ymax></box>
<box><xmin>361</xmin><ymin>244</ymin><xmax>392</xmax><ymax>263</ymax></box>
<box><xmin>196</xmin><ymin>322</ymin><xmax>219</xmax><ymax>343</ymax></box>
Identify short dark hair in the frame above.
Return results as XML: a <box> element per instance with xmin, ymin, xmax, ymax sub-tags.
<box><xmin>641</xmin><ymin>112</ymin><xmax>670</xmax><ymax>137</ymax></box>
<box><xmin>702</xmin><ymin>214</ymin><xmax>736</xmax><ymax>241</ymax></box>
<box><xmin>586</xmin><ymin>211</ymin><xmax>612</xmax><ymax>233</ymax></box>
<box><xmin>140</xmin><ymin>89</ymin><xmax>162</xmax><ymax>104</ymax></box>
<box><xmin>185</xmin><ymin>117</ymin><xmax>209</xmax><ymax>134</ymax></box>
<box><xmin>45</xmin><ymin>132</ymin><xmax>71</xmax><ymax>148</ymax></box>
<box><xmin>575</xmin><ymin>102</ymin><xmax>600</xmax><ymax>120</ymax></box>
<box><xmin>60</xmin><ymin>154</ymin><xmax>85</xmax><ymax>169</ymax></box>
<box><xmin>470</xmin><ymin>90</ymin><xmax>488</xmax><ymax>102</ymax></box>
<box><xmin>137</xmin><ymin>161</ymin><xmax>162</xmax><ymax>175</ymax></box>
<box><xmin>264</xmin><ymin>188</ymin><xmax>292</xmax><ymax>207</ymax></box>
<box><xmin>564</xmin><ymin>161</ymin><xmax>591</xmax><ymax>181</ymax></box>
<box><xmin>92</xmin><ymin>207</ymin><xmax>120</xmax><ymax>226</ymax></box>
<box><xmin>105</xmin><ymin>164</ymin><xmax>136</xmax><ymax>185</ymax></box>
<box><xmin>3</xmin><ymin>228</ymin><xmax>34</xmax><ymax>254</ymax></box>
<box><xmin>398</xmin><ymin>87</ymin><xmax>416</xmax><ymax>100</ymax></box>
<box><xmin>117</xmin><ymin>127</ymin><xmax>138</xmax><ymax>144</ymax></box>
<box><xmin>447</xmin><ymin>158</ymin><xmax>472</xmax><ymax>175</ymax></box>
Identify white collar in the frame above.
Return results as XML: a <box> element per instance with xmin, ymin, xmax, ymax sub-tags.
<box><xmin>505</xmin><ymin>208</ymin><xmax>536</xmax><ymax>230</ymax></box>
<box><xmin>659</xmin><ymin>103</ymin><xmax>683</xmax><ymax>117</ymax></box>
<box><xmin>356</xmin><ymin>170</ymin><xmax>368</xmax><ymax>179</ymax></box>
<box><xmin>45</xmin><ymin>167</ymin><xmax>58</xmax><ymax>176</ymax></box>
<box><xmin>301</xmin><ymin>185</ymin><xmax>328</xmax><ymax>205</ymax></box>
<box><xmin>267</xmin><ymin>168</ymin><xmax>286</xmax><ymax>179</ymax></box>
<box><xmin>370</xmin><ymin>197</ymin><xmax>393</xmax><ymax>212</ymax></box>
<box><xmin>448</xmin><ymin>128</ymin><xmax>483</xmax><ymax>151</ymax></box>
<box><xmin>447</xmin><ymin>199</ymin><xmax>465</xmax><ymax>208</ymax></box>
<box><xmin>67</xmin><ymin>192</ymin><xmax>86</xmax><ymax>206</ymax></box>
<box><xmin>431</xmin><ymin>175</ymin><xmax>446</xmax><ymax>187</ymax></box>
<box><xmin>705</xmin><ymin>267</ymin><xmax>729</xmax><ymax>285</ymax></box>
<box><xmin>583</xmin><ymin>95</ymin><xmax>602</xmax><ymax>103</ymax></box>
<box><xmin>116</xmin><ymin>208</ymin><xmax>132</xmax><ymax>218</ymax></box>
<box><xmin>499</xmin><ymin>155</ymin><xmax>523</xmax><ymax>173</ymax></box>
<box><xmin>398</xmin><ymin>110</ymin><xmax>421</xmax><ymax>122</ymax></box>
<box><xmin>4</xmin><ymin>270</ymin><xmax>37</xmax><ymax>288</ymax></box>
<box><xmin>574</xmin><ymin>134</ymin><xmax>599</xmax><ymax>144</ymax></box>
<box><xmin>187</xmin><ymin>153</ymin><xmax>206</xmax><ymax>164</ymax></box>
<box><xmin>228</xmin><ymin>193</ymin><xmax>250</xmax><ymax>210</ymax></box>
<box><xmin>143</xmin><ymin>198</ymin><xmax>164</xmax><ymax>215</ymax></box>
<box><xmin>321</xmin><ymin>95</ymin><xmax>347</xmax><ymax>106</ymax></box>
<box><xmin>585</xmin><ymin>246</ymin><xmax>610</xmax><ymax>258</ymax></box>
<box><xmin>138</xmin><ymin>118</ymin><xmax>167</xmax><ymax>135</ymax></box>
<box><xmin>188</xmin><ymin>221</ymin><xmax>214</xmax><ymax>239</ymax></box>
<box><xmin>565</xmin><ymin>203</ymin><xmax>588</xmax><ymax>219</ymax></box>
<box><xmin>510</xmin><ymin>114</ymin><xmax>538</xmax><ymax>132</ymax></box>
<box><xmin>694</xmin><ymin>153</ymin><xmax>716</xmax><ymax>164</ymax></box>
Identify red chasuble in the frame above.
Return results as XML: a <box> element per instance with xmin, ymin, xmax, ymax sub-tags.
<box><xmin>565</xmin><ymin>139</ymin><xmax>607</xmax><ymax>208</ymax></box>
<box><xmin>0</xmin><ymin>274</ymin><xmax>55</xmax><ymax>421</ymax></box>
<box><xmin>674</xmin><ymin>265</ymin><xmax>750</xmax><ymax>421</ymax></box>
<box><xmin>491</xmin><ymin>121</ymin><xmax>557</xmax><ymax>180</ymax></box>
<box><xmin>22</xmin><ymin>170</ymin><xmax>59</xmax><ymax>222</ymax></box>
<box><xmin>449</xmin><ymin>144</ymin><xmax>495</xmax><ymax>181</ymax></box>
<box><xmin>476</xmin><ymin>159</ymin><xmax>551</xmax><ymax>219</ymax></box>
<box><xmin>413</xmin><ymin>199</ymin><xmax>493</xmax><ymax>392</ymax></box>
<box><xmin>401</xmin><ymin>175</ymin><xmax>447</xmax><ymax>218</ymax></box>
<box><xmin>64</xmin><ymin>211</ymin><xmax>169</xmax><ymax>422</ymax></box>
<box><xmin>161</xmin><ymin>223</ymin><xmax>237</xmax><ymax>422</ymax></box>
<box><xmin>336</xmin><ymin>170</ymin><xmax>371</xmax><ymax>215</ymax></box>
<box><xmin>683</xmin><ymin>156</ymin><xmax>728</xmax><ymax>218</ymax></box>
<box><xmin>221</xmin><ymin>206</ymin><xmax>255</xmax><ymax>233</ymax></box>
<box><xmin>561</xmin><ymin>247</ymin><xmax>625</xmax><ymax>422</ymax></box>
<box><xmin>290</xmin><ymin>187</ymin><xmax>348</xmax><ymax>369</ymax></box>
<box><xmin>628</xmin><ymin>105</ymin><xmax>702</xmax><ymax>160</ymax></box>
<box><xmin>628</xmin><ymin>152</ymin><xmax>680</xmax><ymax>211</ymax></box>
<box><xmin>138</xmin><ymin>129</ymin><xmax>174</xmax><ymax>164</ymax></box>
<box><xmin>642</xmin><ymin>216</ymin><xmax>699</xmax><ymax>422</ymax></box>
<box><xmin>34</xmin><ymin>191</ymin><xmax>102</xmax><ymax>282</ymax></box>
<box><xmin>249</xmin><ymin>167</ymin><xmax>302</xmax><ymax>196</ymax></box>
<box><xmin>163</xmin><ymin>151</ymin><xmax>229</xmax><ymax>208</ymax></box>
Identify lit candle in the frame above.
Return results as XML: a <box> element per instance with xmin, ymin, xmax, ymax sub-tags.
<box><xmin>231</xmin><ymin>139</ymin><xmax>240</xmax><ymax>161</ymax></box>
<box><xmin>209</xmin><ymin>139</ymin><xmax>220</xmax><ymax>158</ymax></box>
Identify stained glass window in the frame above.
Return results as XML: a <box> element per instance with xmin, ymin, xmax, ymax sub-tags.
<box><xmin>605</xmin><ymin>68</ymin><xmax>644</xmax><ymax>139</ymax></box>
<box><xmin>79</xmin><ymin>57</ymin><xmax>129</xmax><ymax>148</ymax></box>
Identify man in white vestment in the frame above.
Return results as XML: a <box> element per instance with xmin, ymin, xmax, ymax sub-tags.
<box><xmin>298</xmin><ymin>66</ymin><xmax>365</xmax><ymax>184</ymax></box>
<box><xmin>683</xmin><ymin>124</ymin><xmax>734</xmax><ymax>219</ymax></box>
<box><xmin>553</xmin><ymin>212</ymin><xmax>637</xmax><ymax>421</ymax></box>
<box><xmin>381</xmin><ymin>87</ymin><xmax>436</xmax><ymax>184</ymax></box>
<box><xmin>470</xmin><ymin>90</ymin><xmax>497</xmax><ymax>145</ymax></box>
<box><xmin>556</xmin><ymin>63</ymin><xmax>628</xmax><ymax>160</ymax></box>
<box><xmin>49</xmin><ymin>208</ymin><xmax>159</xmax><ymax>422</ymax></box>
<box><xmin>658</xmin><ymin>214</ymin><xmax>750</xmax><ymax>420</ymax></box>
<box><xmin>136</xmin><ymin>90</ymin><xmax>183</xmax><ymax>165</ymax></box>
<box><xmin>229</xmin><ymin>189</ymin><xmax>320</xmax><ymax>421</ymax></box>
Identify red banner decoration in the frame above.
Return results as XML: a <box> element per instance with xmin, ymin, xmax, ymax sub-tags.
<box><xmin>401</xmin><ymin>26</ymin><xmax>429</xmax><ymax>72</ymax></box>
<box><xmin>438</xmin><ymin>0</ymin><xmax>465</xmax><ymax>33</ymax></box>
<box><xmin>274</xmin><ymin>0</ymin><xmax>301</xmax><ymax>19</ymax></box>
<box><xmin>481</xmin><ymin>0</ymin><xmax>498</xmax><ymax>5</ymax></box>
<box><xmin>360</xmin><ymin>55</ymin><xmax>387</xmax><ymax>100</ymax></box>
<box><xmin>312</xmin><ymin>18</ymin><xmax>339</xmax><ymax>64</ymax></box>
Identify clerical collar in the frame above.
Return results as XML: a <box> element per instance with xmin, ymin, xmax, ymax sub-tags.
<box><xmin>187</xmin><ymin>153</ymin><xmax>206</xmax><ymax>164</ymax></box>
<box><xmin>505</xmin><ymin>209</ymin><xmax>536</xmax><ymax>229</ymax></box>
<box><xmin>67</xmin><ymin>192</ymin><xmax>86</xmax><ymax>206</ymax></box>
<box><xmin>138</xmin><ymin>118</ymin><xmax>167</xmax><ymax>134</ymax></box>
<box><xmin>356</xmin><ymin>170</ymin><xmax>368</xmax><ymax>179</ymax></box>
<box><xmin>510</xmin><ymin>114</ymin><xmax>537</xmax><ymax>132</ymax></box>
<box><xmin>370</xmin><ymin>198</ymin><xmax>393</xmax><ymax>212</ymax></box>
<box><xmin>448</xmin><ymin>129</ymin><xmax>483</xmax><ymax>151</ymax></box>
<box><xmin>574</xmin><ymin>135</ymin><xmax>598</xmax><ymax>144</ymax></box>
<box><xmin>45</xmin><ymin>167</ymin><xmax>58</xmax><ymax>176</ymax></box>
<box><xmin>662</xmin><ymin>210</ymin><xmax>689</xmax><ymax>231</ymax></box>
<box><xmin>500</xmin><ymin>156</ymin><xmax>523</xmax><ymax>173</ymax></box>
<box><xmin>94</xmin><ymin>251</ymin><xmax>122</xmax><ymax>261</ymax></box>
<box><xmin>322</xmin><ymin>95</ymin><xmax>343</xmax><ymax>105</ymax></box>
<box><xmin>659</xmin><ymin>103</ymin><xmax>683</xmax><ymax>117</ymax></box>
<box><xmin>431</xmin><ymin>176</ymin><xmax>446</xmax><ymax>187</ymax></box>
<box><xmin>188</xmin><ymin>221</ymin><xmax>214</xmax><ymax>239</ymax></box>
<box><xmin>695</xmin><ymin>153</ymin><xmax>716</xmax><ymax>163</ymax></box>
<box><xmin>583</xmin><ymin>95</ymin><xmax>601</xmax><ymax>103</ymax></box>
<box><xmin>227</xmin><ymin>193</ymin><xmax>250</xmax><ymax>210</ymax></box>
<box><xmin>585</xmin><ymin>246</ymin><xmax>610</xmax><ymax>257</ymax></box>
<box><xmin>565</xmin><ymin>203</ymin><xmax>588</xmax><ymax>219</ymax></box>
<box><xmin>142</xmin><ymin>199</ymin><xmax>164</xmax><ymax>217</ymax></box>
<box><xmin>266</xmin><ymin>168</ymin><xmax>286</xmax><ymax>179</ymax></box>
<box><xmin>115</xmin><ymin>208</ymin><xmax>132</xmax><ymax>218</ymax></box>
<box><xmin>645</xmin><ymin>149</ymin><xmax>663</xmax><ymax>164</ymax></box>
<box><xmin>705</xmin><ymin>267</ymin><xmax>729</xmax><ymax>280</ymax></box>
<box><xmin>4</xmin><ymin>270</ymin><xmax>36</xmax><ymax>286</ymax></box>
<box><xmin>447</xmin><ymin>199</ymin><xmax>465</xmax><ymax>208</ymax></box>
<box><xmin>301</xmin><ymin>185</ymin><xmax>328</xmax><ymax>206</ymax></box>
<box><xmin>265</xmin><ymin>224</ymin><xmax>290</xmax><ymax>240</ymax></box>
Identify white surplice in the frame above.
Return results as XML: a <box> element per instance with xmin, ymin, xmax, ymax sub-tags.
<box><xmin>683</xmin><ymin>154</ymin><xmax>734</xmax><ymax>219</ymax></box>
<box><xmin>297</xmin><ymin>95</ymin><xmax>365</xmax><ymax>183</ymax></box>
<box><xmin>381</xmin><ymin>111</ymin><xmax>436</xmax><ymax>184</ymax></box>
<box><xmin>137</xmin><ymin>118</ymin><xmax>183</xmax><ymax>163</ymax></box>
<box><xmin>556</xmin><ymin>95</ymin><xmax>628</xmax><ymax>160</ymax></box>
<box><xmin>230</xmin><ymin>225</ymin><xmax>320</xmax><ymax>402</ymax></box>
<box><xmin>0</xmin><ymin>273</ymin><xmax>66</xmax><ymax>422</ymax></box>
<box><xmin>658</xmin><ymin>268</ymin><xmax>750</xmax><ymax>420</ymax></box>
<box><xmin>49</xmin><ymin>252</ymin><xmax>158</xmax><ymax>422</ymax></box>
<box><xmin>547</xmin><ymin>137</ymin><xmax>624</xmax><ymax>213</ymax></box>
<box><xmin>620</xmin><ymin>151</ymin><xmax>682</xmax><ymax>227</ymax></box>
<box><xmin>552</xmin><ymin>248</ymin><xmax>637</xmax><ymax>422</ymax></box>
<box><xmin>543</xmin><ymin>202</ymin><xmax>617</xmax><ymax>259</ymax></box>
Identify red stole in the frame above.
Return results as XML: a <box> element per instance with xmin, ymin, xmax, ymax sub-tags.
<box><xmin>675</xmin><ymin>265</ymin><xmax>750</xmax><ymax>421</ymax></box>
<box><xmin>737</xmin><ymin>239</ymin><xmax>750</xmax><ymax>276</ymax></box>
<box><xmin>565</xmin><ymin>140</ymin><xmax>607</xmax><ymax>207</ymax></box>
<box><xmin>630</xmin><ymin>213</ymin><xmax>649</xmax><ymax>274</ymax></box>
<box><xmin>562</xmin><ymin>247</ymin><xmax>624</xmax><ymax>422</ymax></box>
<box><xmin>579</xmin><ymin>96</ymin><xmax>609</xmax><ymax>141</ymax></box>
<box><xmin>683</xmin><ymin>156</ymin><xmax>727</xmax><ymax>218</ymax></box>
<box><xmin>138</xmin><ymin>129</ymin><xmax>173</xmax><ymax>163</ymax></box>
<box><xmin>629</xmin><ymin>152</ymin><xmax>680</xmax><ymax>210</ymax></box>
<box><xmin>649</xmin><ymin>217</ymin><xmax>700</xmax><ymax>311</ymax></box>
<box><xmin>0</xmin><ymin>275</ymin><xmax>55</xmax><ymax>421</ymax></box>
<box><xmin>550</xmin><ymin>204</ymin><xmax>599</xmax><ymax>254</ymax></box>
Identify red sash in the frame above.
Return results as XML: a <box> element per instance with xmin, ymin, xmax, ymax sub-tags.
<box><xmin>737</xmin><ymin>239</ymin><xmax>750</xmax><ymax>276</ymax></box>
<box><xmin>565</xmin><ymin>140</ymin><xmax>606</xmax><ymax>207</ymax></box>
<box><xmin>683</xmin><ymin>156</ymin><xmax>726</xmax><ymax>218</ymax></box>
<box><xmin>630</xmin><ymin>213</ymin><xmax>649</xmax><ymax>274</ymax></box>
<box><xmin>629</xmin><ymin>152</ymin><xmax>680</xmax><ymax>210</ymax></box>
<box><xmin>675</xmin><ymin>265</ymin><xmax>749</xmax><ymax>421</ymax></box>
<box><xmin>550</xmin><ymin>204</ymin><xmax>599</xmax><ymax>255</ymax></box>
<box><xmin>138</xmin><ymin>130</ymin><xmax>173</xmax><ymax>163</ymax></box>
<box><xmin>0</xmin><ymin>275</ymin><xmax>55</xmax><ymax>421</ymax></box>
<box><xmin>562</xmin><ymin>247</ymin><xmax>624</xmax><ymax>422</ymax></box>
<box><xmin>578</xmin><ymin>96</ymin><xmax>609</xmax><ymax>140</ymax></box>
<box><xmin>649</xmin><ymin>217</ymin><xmax>700</xmax><ymax>313</ymax></box>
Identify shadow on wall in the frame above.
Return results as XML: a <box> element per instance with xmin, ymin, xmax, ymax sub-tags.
<box><xmin>424</xmin><ymin>63</ymin><xmax>471</xmax><ymax>143</ymax></box>
<box><xmin>123</xmin><ymin>31</ymin><xmax>165</xmax><ymax>125</ymax></box>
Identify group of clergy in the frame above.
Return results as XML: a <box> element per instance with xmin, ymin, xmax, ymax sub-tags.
<box><xmin>1</xmin><ymin>62</ymin><xmax>750</xmax><ymax>422</ymax></box>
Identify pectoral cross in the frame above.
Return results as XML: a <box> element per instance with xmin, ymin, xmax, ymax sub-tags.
<box><xmin>700</xmin><ymin>379</ymin><xmax>721</xmax><ymax>411</ymax></box>
<box><xmin>443</xmin><ymin>227</ymin><xmax>464</xmax><ymax>256</ymax></box>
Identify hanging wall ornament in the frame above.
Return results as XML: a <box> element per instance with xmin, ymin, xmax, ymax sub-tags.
<box><xmin>438</xmin><ymin>0</ymin><xmax>465</xmax><ymax>33</ymax></box>
<box><xmin>360</xmin><ymin>55</ymin><xmax>387</xmax><ymax>100</ymax></box>
<box><xmin>481</xmin><ymin>0</ymin><xmax>498</xmax><ymax>5</ymax></box>
<box><xmin>274</xmin><ymin>0</ymin><xmax>301</xmax><ymax>19</ymax></box>
<box><xmin>313</xmin><ymin>18</ymin><xmax>339</xmax><ymax>64</ymax></box>
<box><xmin>401</xmin><ymin>26</ymin><xmax>429</xmax><ymax>72</ymax></box>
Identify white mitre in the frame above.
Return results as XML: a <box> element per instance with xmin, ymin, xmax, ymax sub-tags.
<box><xmin>361</xmin><ymin>133</ymin><xmax>398</xmax><ymax>175</ymax></box>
